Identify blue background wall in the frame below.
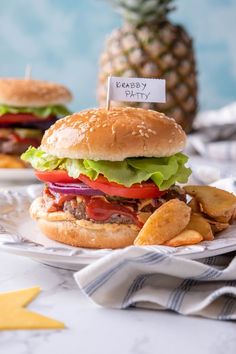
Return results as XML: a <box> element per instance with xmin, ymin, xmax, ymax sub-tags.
<box><xmin>0</xmin><ymin>0</ymin><xmax>236</xmax><ymax>112</ymax></box>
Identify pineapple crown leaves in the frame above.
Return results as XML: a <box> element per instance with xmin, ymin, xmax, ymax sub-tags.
<box><xmin>108</xmin><ymin>0</ymin><xmax>176</xmax><ymax>25</ymax></box>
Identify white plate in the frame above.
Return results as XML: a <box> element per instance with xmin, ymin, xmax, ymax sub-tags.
<box><xmin>0</xmin><ymin>168</ymin><xmax>35</xmax><ymax>181</ymax></box>
<box><xmin>0</xmin><ymin>180</ymin><xmax>236</xmax><ymax>270</ymax></box>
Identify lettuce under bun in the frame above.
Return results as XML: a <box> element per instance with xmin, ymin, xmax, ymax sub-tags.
<box><xmin>22</xmin><ymin>147</ymin><xmax>190</xmax><ymax>190</ymax></box>
<box><xmin>0</xmin><ymin>104</ymin><xmax>71</xmax><ymax>119</ymax></box>
<box><xmin>22</xmin><ymin>107</ymin><xmax>191</xmax><ymax>190</ymax></box>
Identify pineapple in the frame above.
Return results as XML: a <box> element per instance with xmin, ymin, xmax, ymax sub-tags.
<box><xmin>97</xmin><ymin>0</ymin><xmax>198</xmax><ymax>132</ymax></box>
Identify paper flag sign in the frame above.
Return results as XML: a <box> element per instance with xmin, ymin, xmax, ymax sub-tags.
<box><xmin>108</xmin><ymin>76</ymin><xmax>166</xmax><ymax>103</ymax></box>
<box><xmin>0</xmin><ymin>287</ymin><xmax>65</xmax><ymax>330</ymax></box>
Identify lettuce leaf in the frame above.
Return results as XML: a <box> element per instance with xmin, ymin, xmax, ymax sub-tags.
<box><xmin>0</xmin><ymin>104</ymin><xmax>71</xmax><ymax>119</ymax></box>
<box><xmin>21</xmin><ymin>147</ymin><xmax>191</xmax><ymax>190</ymax></box>
<box><xmin>21</xmin><ymin>147</ymin><xmax>64</xmax><ymax>171</ymax></box>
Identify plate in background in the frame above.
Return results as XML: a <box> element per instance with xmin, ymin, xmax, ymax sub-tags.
<box><xmin>0</xmin><ymin>168</ymin><xmax>36</xmax><ymax>182</ymax></box>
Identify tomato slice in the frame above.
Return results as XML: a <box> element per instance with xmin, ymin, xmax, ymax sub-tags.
<box><xmin>78</xmin><ymin>175</ymin><xmax>165</xmax><ymax>199</ymax></box>
<box><xmin>35</xmin><ymin>170</ymin><xmax>81</xmax><ymax>184</ymax></box>
<box><xmin>9</xmin><ymin>133</ymin><xmax>40</xmax><ymax>147</ymax></box>
<box><xmin>35</xmin><ymin>170</ymin><xmax>165</xmax><ymax>199</ymax></box>
<box><xmin>0</xmin><ymin>113</ymin><xmax>54</xmax><ymax>124</ymax></box>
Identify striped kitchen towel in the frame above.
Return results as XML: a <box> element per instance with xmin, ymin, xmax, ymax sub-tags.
<box><xmin>186</xmin><ymin>101</ymin><xmax>236</xmax><ymax>161</ymax></box>
<box><xmin>74</xmin><ymin>247</ymin><xmax>236</xmax><ymax>320</ymax></box>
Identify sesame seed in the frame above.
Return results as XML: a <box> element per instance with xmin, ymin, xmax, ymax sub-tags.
<box><xmin>144</xmin><ymin>133</ymin><xmax>149</xmax><ymax>138</ymax></box>
<box><xmin>90</xmin><ymin>128</ymin><xmax>94</xmax><ymax>132</ymax></box>
<box><xmin>131</xmin><ymin>131</ymin><xmax>136</xmax><ymax>136</ymax></box>
<box><xmin>139</xmin><ymin>129</ymin><xmax>144</xmax><ymax>136</ymax></box>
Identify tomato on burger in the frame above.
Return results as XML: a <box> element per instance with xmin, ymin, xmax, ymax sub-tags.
<box><xmin>35</xmin><ymin>170</ymin><xmax>166</xmax><ymax>199</ymax></box>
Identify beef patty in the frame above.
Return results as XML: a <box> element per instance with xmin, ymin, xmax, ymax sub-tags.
<box><xmin>63</xmin><ymin>199</ymin><xmax>136</xmax><ymax>225</ymax></box>
<box><xmin>59</xmin><ymin>185</ymin><xmax>186</xmax><ymax>225</ymax></box>
<box><xmin>0</xmin><ymin>138</ymin><xmax>35</xmax><ymax>155</ymax></box>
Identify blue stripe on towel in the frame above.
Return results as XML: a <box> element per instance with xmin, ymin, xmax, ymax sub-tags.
<box><xmin>122</xmin><ymin>274</ymin><xmax>151</xmax><ymax>308</ymax></box>
<box><xmin>167</xmin><ymin>279</ymin><xmax>198</xmax><ymax>312</ymax></box>
<box><xmin>122</xmin><ymin>254</ymin><xmax>167</xmax><ymax>307</ymax></box>
<box><xmin>218</xmin><ymin>281</ymin><xmax>236</xmax><ymax>319</ymax></box>
<box><xmin>193</xmin><ymin>268</ymin><xmax>221</xmax><ymax>281</ymax></box>
<box><xmin>218</xmin><ymin>297</ymin><xmax>236</xmax><ymax>320</ymax></box>
<box><xmin>167</xmin><ymin>266</ymin><xmax>222</xmax><ymax>312</ymax></box>
<box><xmin>84</xmin><ymin>252</ymin><xmax>168</xmax><ymax>296</ymax></box>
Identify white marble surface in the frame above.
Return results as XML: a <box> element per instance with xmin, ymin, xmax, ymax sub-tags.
<box><xmin>0</xmin><ymin>251</ymin><xmax>236</xmax><ymax>354</ymax></box>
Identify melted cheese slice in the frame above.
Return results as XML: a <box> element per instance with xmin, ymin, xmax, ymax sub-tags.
<box><xmin>0</xmin><ymin>287</ymin><xmax>65</xmax><ymax>330</ymax></box>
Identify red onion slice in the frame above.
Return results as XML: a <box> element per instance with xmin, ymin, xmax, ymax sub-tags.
<box><xmin>48</xmin><ymin>182</ymin><xmax>105</xmax><ymax>196</ymax></box>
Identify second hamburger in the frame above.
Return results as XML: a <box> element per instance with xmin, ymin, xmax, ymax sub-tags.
<box><xmin>0</xmin><ymin>78</ymin><xmax>72</xmax><ymax>168</ymax></box>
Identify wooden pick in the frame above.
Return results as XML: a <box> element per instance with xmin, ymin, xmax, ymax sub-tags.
<box><xmin>106</xmin><ymin>75</ymin><xmax>111</xmax><ymax>111</ymax></box>
<box><xmin>24</xmin><ymin>64</ymin><xmax>32</xmax><ymax>80</ymax></box>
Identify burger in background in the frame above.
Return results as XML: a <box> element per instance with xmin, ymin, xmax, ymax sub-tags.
<box><xmin>0</xmin><ymin>78</ymin><xmax>72</xmax><ymax>168</ymax></box>
<box><xmin>22</xmin><ymin>107</ymin><xmax>191</xmax><ymax>249</ymax></box>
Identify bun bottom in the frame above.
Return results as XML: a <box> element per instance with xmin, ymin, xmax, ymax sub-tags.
<box><xmin>30</xmin><ymin>197</ymin><xmax>139</xmax><ymax>249</ymax></box>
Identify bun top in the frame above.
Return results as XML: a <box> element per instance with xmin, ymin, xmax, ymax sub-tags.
<box><xmin>41</xmin><ymin>107</ymin><xmax>186</xmax><ymax>161</ymax></box>
<box><xmin>0</xmin><ymin>78</ymin><xmax>72</xmax><ymax>107</ymax></box>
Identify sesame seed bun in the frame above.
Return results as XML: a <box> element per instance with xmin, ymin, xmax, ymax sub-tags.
<box><xmin>0</xmin><ymin>78</ymin><xmax>72</xmax><ymax>107</ymax></box>
<box><xmin>30</xmin><ymin>197</ymin><xmax>139</xmax><ymax>249</ymax></box>
<box><xmin>41</xmin><ymin>107</ymin><xmax>186</xmax><ymax>161</ymax></box>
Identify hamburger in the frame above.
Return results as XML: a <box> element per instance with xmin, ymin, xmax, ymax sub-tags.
<box><xmin>0</xmin><ymin>78</ymin><xmax>72</xmax><ymax>168</ymax></box>
<box><xmin>21</xmin><ymin>107</ymin><xmax>191</xmax><ymax>249</ymax></box>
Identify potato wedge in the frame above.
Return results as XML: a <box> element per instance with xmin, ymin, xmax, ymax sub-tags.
<box><xmin>232</xmin><ymin>208</ymin><xmax>236</xmax><ymax>220</ymax></box>
<box><xmin>137</xmin><ymin>212</ymin><xmax>152</xmax><ymax>224</ymax></box>
<box><xmin>188</xmin><ymin>197</ymin><xmax>201</xmax><ymax>213</ymax></box>
<box><xmin>134</xmin><ymin>199</ymin><xmax>191</xmax><ymax>246</ymax></box>
<box><xmin>204</xmin><ymin>218</ymin><xmax>229</xmax><ymax>234</ymax></box>
<box><xmin>186</xmin><ymin>213</ymin><xmax>214</xmax><ymax>241</ymax></box>
<box><xmin>184</xmin><ymin>185</ymin><xmax>236</xmax><ymax>223</ymax></box>
<box><xmin>164</xmin><ymin>230</ymin><xmax>203</xmax><ymax>247</ymax></box>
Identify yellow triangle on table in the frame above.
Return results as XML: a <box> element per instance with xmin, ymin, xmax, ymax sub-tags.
<box><xmin>0</xmin><ymin>287</ymin><xmax>65</xmax><ymax>330</ymax></box>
